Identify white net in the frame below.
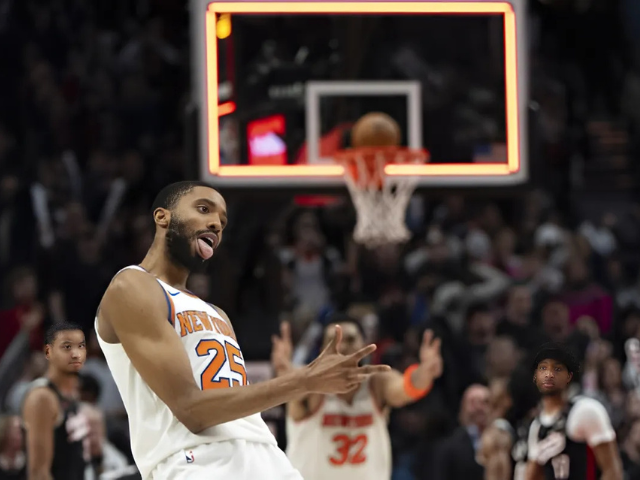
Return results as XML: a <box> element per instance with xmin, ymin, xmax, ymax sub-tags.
<box><xmin>339</xmin><ymin>149</ymin><xmax>424</xmax><ymax>249</ymax></box>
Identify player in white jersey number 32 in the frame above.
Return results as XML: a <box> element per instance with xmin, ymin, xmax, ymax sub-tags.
<box><xmin>94</xmin><ymin>181</ymin><xmax>390</xmax><ymax>480</ymax></box>
<box><xmin>272</xmin><ymin>315</ymin><xmax>443</xmax><ymax>480</ymax></box>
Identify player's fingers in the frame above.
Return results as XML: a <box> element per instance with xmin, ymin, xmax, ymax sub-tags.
<box><xmin>356</xmin><ymin>364</ymin><xmax>391</xmax><ymax>375</ymax></box>
<box><xmin>347</xmin><ymin>374</ymin><xmax>371</xmax><ymax>384</ymax></box>
<box><xmin>330</xmin><ymin>325</ymin><xmax>343</xmax><ymax>354</ymax></box>
<box><xmin>271</xmin><ymin>335</ymin><xmax>280</xmax><ymax>346</ymax></box>
<box><xmin>342</xmin><ymin>383</ymin><xmax>362</xmax><ymax>393</ymax></box>
<box><xmin>432</xmin><ymin>337</ymin><xmax>442</xmax><ymax>353</ymax></box>
<box><xmin>320</xmin><ymin>325</ymin><xmax>342</xmax><ymax>356</ymax></box>
<box><xmin>422</xmin><ymin>329</ymin><xmax>433</xmax><ymax>346</ymax></box>
<box><xmin>349</xmin><ymin>343</ymin><xmax>376</xmax><ymax>362</ymax></box>
<box><xmin>281</xmin><ymin>321</ymin><xmax>291</xmax><ymax>342</ymax></box>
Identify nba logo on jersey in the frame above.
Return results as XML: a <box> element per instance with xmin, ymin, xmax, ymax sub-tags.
<box><xmin>184</xmin><ymin>450</ymin><xmax>195</xmax><ymax>464</ymax></box>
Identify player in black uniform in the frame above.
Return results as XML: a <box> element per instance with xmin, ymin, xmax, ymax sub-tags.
<box><xmin>22</xmin><ymin>323</ymin><xmax>89</xmax><ymax>480</ymax></box>
<box><xmin>525</xmin><ymin>343</ymin><xmax>622</xmax><ymax>480</ymax></box>
<box><xmin>478</xmin><ymin>363</ymin><xmax>540</xmax><ymax>480</ymax></box>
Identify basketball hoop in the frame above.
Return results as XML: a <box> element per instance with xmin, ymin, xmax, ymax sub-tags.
<box><xmin>334</xmin><ymin>146</ymin><xmax>428</xmax><ymax>249</ymax></box>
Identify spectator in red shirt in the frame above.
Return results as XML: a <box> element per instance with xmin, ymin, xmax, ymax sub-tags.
<box><xmin>0</xmin><ymin>267</ymin><xmax>44</xmax><ymax>358</ymax></box>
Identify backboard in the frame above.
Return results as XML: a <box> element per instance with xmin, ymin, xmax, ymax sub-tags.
<box><xmin>191</xmin><ymin>0</ymin><xmax>529</xmax><ymax>188</ymax></box>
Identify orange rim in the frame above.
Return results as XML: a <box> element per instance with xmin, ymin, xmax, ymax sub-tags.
<box><xmin>333</xmin><ymin>146</ymin><xmax>429</xmax><ymax>169</ymax></box>
<box><xmin>333</xmin><ymin>147</ymin><xmax>429</xmax><ymax>187</ymax></box>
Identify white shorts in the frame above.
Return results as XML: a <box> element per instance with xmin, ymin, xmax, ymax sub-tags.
<box><xmin>149</xmin><ymin>440</ymin><xmax>304</xmax><ymax>480</ymax></box>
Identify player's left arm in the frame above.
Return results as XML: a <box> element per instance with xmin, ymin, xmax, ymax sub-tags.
<box><xmin>374</xmin><ymin>330</ymin><xmax>442</xmax><ymax>408</ymax></box>
<box><xmin>22</xmin><ymin>387</ymin><xmax>58</xmax><ymax>480</ymax></box>
<box><xmin>567</xmin><ymin>397</ymin><xmax>623</xmax><ymax>480</ymax></box>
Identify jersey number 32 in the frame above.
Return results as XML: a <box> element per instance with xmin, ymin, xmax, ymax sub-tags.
<box><xmin>196</xmin><ymin>339</ymin><xmax>248</xmax><ymax>389</ymax></box>
<box><xmin>330</xmin><ymin>434</ymin><xmax>368</xmax><ymax>466</ymax></box>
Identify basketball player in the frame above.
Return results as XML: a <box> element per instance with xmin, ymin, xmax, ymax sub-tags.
<box><xmin>477</xmin><ymin>363</ymin><xmax>540</xmax><ymax>480</ymax></box>
<box><xmin>95</xmin><ymin>181</ymin><xmax>390</xmax><ymax>480</ymax></box>
<box><xmin>271</xmin><ymin>315</ymin><xmax>443</xmax><ymax>480</ymax></box>
<box><xmin>525</xmin><ymin>343</ymin><xmax>623</xmax><ymax>480</ymax></box>
<box><xmin>22</xmin><ymin>323</ymin><xmax>90</xmax><ymax>480</ymax></box>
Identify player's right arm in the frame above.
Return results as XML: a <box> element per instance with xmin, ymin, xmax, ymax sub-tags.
<box><xmin>22</xmin><ymin>387</ymin><xmax>57</xmax><ymax>480</ymax></box>
<box><xmin>568</xmin><ymin>398</ymin><xmax>622</xmax><ymax>480</ymax></box>
<box><xmin>98</xmin><ymin>269</ymin><xmax>389</xmax><ymax>433</ymax></box>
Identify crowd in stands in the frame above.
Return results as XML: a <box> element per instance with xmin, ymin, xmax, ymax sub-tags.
<box><xmin>3</xmin><ymin>0</ymin><xmax>640</xmax><ymax>479</ymax></box>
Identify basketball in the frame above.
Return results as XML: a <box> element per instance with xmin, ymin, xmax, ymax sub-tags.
<box><xmin>350</xmin><ymin>112</ymin><xmax>401</xmax><ymax>148</ymax></box>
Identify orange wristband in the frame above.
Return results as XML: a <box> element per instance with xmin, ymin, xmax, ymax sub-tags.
<box><xmin>403</xmin><ymin>364</ymin><xmax>431</xmax><ymax>400</ymax></box>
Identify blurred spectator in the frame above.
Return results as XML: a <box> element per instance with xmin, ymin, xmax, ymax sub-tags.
<box><xmin>456</xmin><ymin>304</ymin><xmax>497</xmax><ymax>385</ymax></box>
<box><xmin>0</xmin><ymin>174</ymin><xmax>36</xmax><ymax>271</ymax></box>
<box><xmin>626</xmin><ymin>391</ymin><xmax>640</xmax><ymax>424</ymax></box>
<box><xmin>81</xmin><ymin>333</ymin><xmax>130</xmax><ymax>462</ymax></box>
<box><xmin>621</xmin><ymin>420</ymin><xmax>640</xmax><ymax>479</ymax></box>
<box><xmin>0</xmin><ymin>267</ymin><xmax>44</xmax><ymax>358</ymax></box>
<box><xmin>430</xmin><ymin>262</ymin><xmax>510</xmax><ymax>334</ymax></box>
<box><xmin>0</xmin><ymin>415</ymin><xmax>25</xmax><ymax>479</ymax></box>
<box><xmin>492</xmin><ymin>228</ymin><xmax>522</xmax><ymax>278</ymax></box>
<box><xmin>187</xmin><ymin>273</ymin><xmax>213</xmax><ymax>302</ymax></box>
<box><xmin>560</xmin><ymin>255</ymin><xmax>613</xmax><ymax>334</ymax></box>
<box><xmin>485</xmin><ymin>336</ymin><xmax>521</xmax><ymax>382</ymax></box>
<box><xmin>81</xmin><ymin>332</ymin><xmax>125</xmax><ymax>417</ymax></box>
<box><xmin>496</xmin><ymin>284</ymin><xmax>546</xmax><ymax>351</ymax></box>
<box><xmin>50</xmin><ymin>227</ymin><xmax>112</xmax><ymax>332</ymax></box>
<box><xmin>2</xmin><ymin>352</ymin><xmax>47</xmax><ymax>415</ymax></box>
<box><xmin>80</xmin><ymin>403</ymin><xmax>130</xmax><ymax>477</ymax></box>
<box><xmin>585</xmin><ymin>356</ymin><xmax>628</xmax><ymax>430</ymax></box>
<box><xmin>541</xmin><ymin>297</ymin><xmax>572</xmax><ymax>343</ymax></box>
<box><xmin>280</xmin><ymin>212</ymin><xmax>342</xmax><ymax>316</ymax></box>
<box><xmin>431</xmin><ymin>384</ymin><xmax>489</xmax><ymax>480</ymax></box>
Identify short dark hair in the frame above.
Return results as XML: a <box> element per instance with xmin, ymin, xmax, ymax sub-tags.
<box><xmin>542</xmin><ymin>295</ymin><xmax>567</xmax><ymax>309</ymax></box>
<box><xmin>45</xmin><ymin>323</ymin><xmax>84</xmax><ymax>345</ymax></box>
<box><xmin>532</xmin><ymin>342</ymin><xmax>580</xmax><ymax>375</ymax></box>
<box><xmin>150</xmin><ymin>181</ymin><xmax>213</xmax><ymax>213</ymax></box>
<box><xmin>465</xmin><ymin>303</ymin><xmax>492</xmax><ymax>322</ymax></box>
<box><xmin>324</xmin><ymin>313</ymin><xmax>366</xmax><ymax>338</ymax></box>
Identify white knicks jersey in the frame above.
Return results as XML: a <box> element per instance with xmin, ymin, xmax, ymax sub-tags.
<box><xmin>95</xmin><ymin>266</ymin><xmax>276</xmax><ymax>479</ymax></box>
<box><xmin>286</xmin><ymin>380</ymin><xmax>392</xmax><ymax>480</ymax></box>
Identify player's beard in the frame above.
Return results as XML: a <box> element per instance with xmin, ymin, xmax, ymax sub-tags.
<box><xmin>166</xmin><ymin>216</ymin><xmax>211</xmax><ymax>274</ymax></box>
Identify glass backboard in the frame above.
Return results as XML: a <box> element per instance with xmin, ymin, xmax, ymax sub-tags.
<box><xmin>191</xmin><ymin>0</ymin><xmax>529</xmax><ymax>188</ymax></box>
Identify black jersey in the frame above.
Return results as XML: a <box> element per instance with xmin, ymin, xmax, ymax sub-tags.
<box><xmin>24</xmin><ymin>378</ymin><xmax>88</xmax><ymax>480</ymax></box>
<box><xmin>530</xmin><ymin>398</ymin><xmax>603</xmax><ymax>480</ymax></box>
<box><xmin>512</xmin><ymin>418</ymin><xmax>532</xmax><ymax>480</ymax></box>
<box><xmin>0</xmin><ymin>460</ymin><xmax>25</xmax><ymax>480</ymax></box>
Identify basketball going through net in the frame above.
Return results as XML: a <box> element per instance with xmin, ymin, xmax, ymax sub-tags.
<box><xmin>333</xmin><ymin>112</ymin><xmax>428</xmax><ymax>249</ymax></box>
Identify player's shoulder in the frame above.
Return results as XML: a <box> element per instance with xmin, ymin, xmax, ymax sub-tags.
<box><xmin>102</xmin><ymin>267</ymin><xmax>166</xmax><ymax>312</ymax></box>
<box><xmin>568</xmin><ymin>396</ymin><xmax>609</xmax><ymax>421</ymax></box>
<box><xmin>107</xmin><ymin>267</ymin><xmax>160</xmax><ymax>296</ymax></box>
<box><xmin>98</xmin><ymin>267</ymin><xmax>169</xmax><ymax>336</ymax></box>
<box><xmin>22</xmin><ymin>379</ymin><xmax>58</xmax><ymax>412</ymax></box>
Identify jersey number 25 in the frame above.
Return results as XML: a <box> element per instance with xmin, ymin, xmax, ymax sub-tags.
<box><xmin>196</xmin><ymin>339</ymin><xmax>248</xmax><ymax>389</ymax></box>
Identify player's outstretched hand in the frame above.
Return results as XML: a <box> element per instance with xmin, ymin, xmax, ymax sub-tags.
<box><xmin>418</xmin><ymin>329</ymin><xmax>443</xmax><ymax>381</ymax></box>
<box><xmin>303</xmin><ymin>325</ymin><xmax>390</xmax><ymax>394</ymax></box>
<box><xmin>271</xmin><ymin>321</ymin><xmax>293</xmax><ymax>376</ymax></box>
